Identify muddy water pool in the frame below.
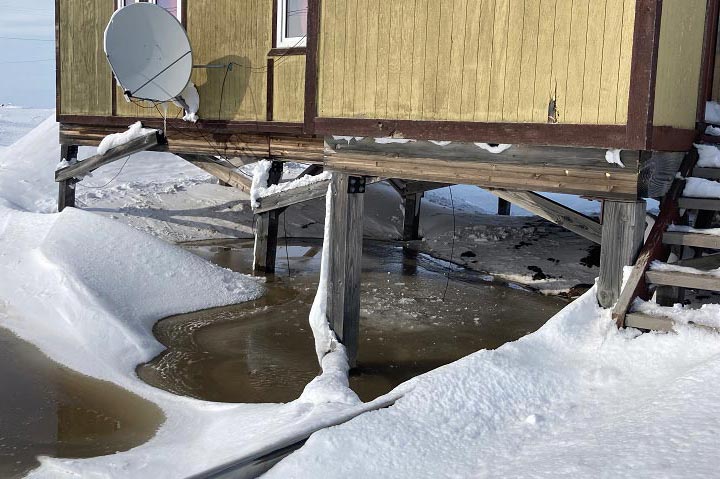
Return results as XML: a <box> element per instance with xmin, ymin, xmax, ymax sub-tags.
<box><xmin>139</xmin><ymin>241</ymin><xmax>567</xmax><ymax>403</ymax></box>
<box><xmin>0</xmin><ymin>323</ymin><xmax>164</xmax><ymax>479</ymax></box>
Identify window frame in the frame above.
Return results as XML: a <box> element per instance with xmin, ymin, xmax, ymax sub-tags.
<box><xmin>117</xmin><ymin>0</ymin><xmax>182</xmax><ymax>24</ymax></box>
<box><xmin>275</xmin><ymin>0</ymin><xmax>308</xmax><ymax>49</ymax></box>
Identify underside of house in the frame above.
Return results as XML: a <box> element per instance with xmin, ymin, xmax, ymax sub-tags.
<box><xmin>54</xmin><ymin>0</ymin><xmax>720</xmax><ymax>360</ymax></box>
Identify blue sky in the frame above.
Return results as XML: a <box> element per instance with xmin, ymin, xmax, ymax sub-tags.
<box><xmin>0</xmin><ymin>0</ymin><xmax>55</xmax><ymax>107</ymax></box>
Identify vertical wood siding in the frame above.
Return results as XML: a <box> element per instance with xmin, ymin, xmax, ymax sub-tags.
<box><xmin>273</xmin><ymin>56</ymin><xmax>306</xmax><ymax>122</ymax></box>
<box><xmin>317</xmin><ymin>0</ymin><xmax>637</xmax><ymax>125</ymax></box>
<box><xmin>59</xmin><ymin>0</ymin><xmax>113</xmax><ymax>116</ymax></box>
<box><xmin>653</xmin><ymin>0</ymin><xmax>707</xmax><ymax>130</ymax></box>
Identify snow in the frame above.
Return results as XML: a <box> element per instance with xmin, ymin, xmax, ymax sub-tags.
<box><xmin>695</xmin><ymin>143</ymin><xmax>720</xmax><ymax>168</ymax></box>
<box><xmin>650</xmin><ymin>260</ymin><xmax>720</xmax><ymax>278</ymax></box>
<box><xmin>97</xmin><ymin>121</ymin><xmax>158</xmax><ymax>155</ymax></box>
<box><xmin>667</xmin><ymin>224</ymin><xmax>720</xmax><ymax>237</ymax></box>
<box><xmin>429</xmin><ymin>140</ymin><xmax>452</xmax><ymax>146</ymax></box>
<box><xmin>475</xmin><ymin>143</ymin><xmax>512</xmax><ymax>154</ymax></box>
<box><xmin>175</xmin><ymin>81</ymin><xmax>200</xmax><ymax>123</ymax></box>
<box><xmin>634</xmin><ymin>301</ymin><xmax>720</xmax><ymax>329</ymax></box>
<box><xmin>268</xmin><ymin>287</ymin><xmax>720</xmax><ymax>478</ymax></box>
<box><xmin>605</xmin><ymin>148</ymin><xmax>625</xmax><ymax>168</ymax></box>
<box><xmin>705</xmin><ymin>125</ymin><xmax>720</xmax><ymax>136</ymax></box>
<box><xmin>705</xmin><ymin>100</ymin><xmax>720</xmax><ymax>124</ymax></box>
<box><xmin>374</xmin><ymin>137</ymin><xmax>415</xmax><ymax>144</ymax></box>
<box><xmin>250</xmin><ymin>159</ymin><xmax>272</xmax><ymax>207</ymax></box>
<box><xmin>683</xmin><ymin>176</ymin><xmax>720</xmax><ymax>199</ymax></box>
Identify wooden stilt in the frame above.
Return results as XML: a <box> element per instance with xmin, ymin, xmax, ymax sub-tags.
<box><xmin>597</xmin><ymin>200</ymin><xmax>647</xmax><ymax>308</ymax></box>
<box><xmin>497</xmin><ymin>198</ymin><xmax>511</xmax><ymax>216</ymax></box>
<box><xmin>402</xmin><ymin>192</ymin><xmax>423</xmax><ymax>241</ymax></box>
<box><xmin>57</xmin><ymin>145</ymin><xmax>78</xmax><ymax>212</ymax></box>
<box><xmin>327</xmin><ymin>173</ymin><xmax>365</xmax><ymax>367</ymax></box>
<box><xmin>253</xmin><ymin>161</ymin><xmax>284</xmax><ymax>274</ymax></box>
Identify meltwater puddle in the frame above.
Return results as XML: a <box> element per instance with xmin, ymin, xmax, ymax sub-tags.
<box><xmin>138</xmin><ymin>240</ymin><xmax>567</xmax><ymax>403</ymax></box>
<box><xmin>0</xmin><ymin>325</ymin><xmax>164</xmax><ymax>479</ymax></box>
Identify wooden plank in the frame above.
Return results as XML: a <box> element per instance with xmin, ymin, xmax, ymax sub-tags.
<box><xmin>678</xmin><ymin>197</ymin><xmax>720</xmax><ymax>210</ymax></box>
<box><xmin>597</xmin><ymin>0</ymin><xmax>625</xmax><ymax>124</ymax></box>
<box><xmin>488</xmin><ymin>0</ymin><xmax>510</xmax><ymax>122</ymax></box>
<box><xmin>410</xmin><ymin>0</ymin><xmax>429</xmax><ymax>119</ymax></box>
<box><xmin>474</xmin><ymin>0</ymin><xmax>497</xmax><ymax>122</ymax></box>
<box><xmin>374</xmin><ymin>0</ymin><xmax>390</xmax><ymax>118</ymax></box>
<box><xmin>398</xmin><ymin>0</ymin><xmax>416</xmax><ymax>118</ymax></box>
<box><xmin>57</xmin><ymin>145</ymin><xmax>79</xmax><ymax>212</ymax></box>
<box><xmin>580</xmin><ymin>0</ymin><xmax>607</xmax><ymax>124</ymax></box>
<box><xmin>646</xmin><ymin>270</ymin><xmax>720</xmax><ymax>292</ymax></box>
<box><xmin>625</xmin><ymin>313</ymin><xmax>675</xmax><ymax>332</ymax></box>
<box><xmin>550</xmin><ymin>0</ymin><xmax>573</xmax><ymax>124</ymax></box>
<box><xmin>253</xmin><ymin>162</ymin><xmax>283</xmax><ymax>274</ymax></box>
<box><xmin>517</xmin><ymin>0</ymin><xmax>541</xmax><ymax>122</ymax></box>
<box><xmin>615</xmin><ymin>0</ymin><xmax>636</xmax><ymax>124</ymax></box>
<box><xmin>488</xmin><ymin>189</ymin><xmax>602</xmax><ymax>244</ymax></box>
<box><xmin>177</xmin><ymin>154</ymin><xmax>253</xmax><ymax>194</ymax></box>
<box><xmin>532</xmin><ymin>0</ymin><xmax>556</xmax><ymax>123</ymax></box>
<box><xmin>434</xmin><ymin>0</ymin><xmax>455</xmax><ymax>119</ymax></box>
<box><xmin>353</xmin><ymin>0</ymin><xmax>370</xmax><ymax>117</ymax></box>
<box><xmin>55</xmin><ymin>131</ymin><xmax>163</xmax><ymax>182</ymax></box>
<box><xmin>342</xmin><ymin>0</ymin><xmax>359</xmax><ymax>116</ymax></box>
<box><xmin>497</xmin><ymin>198</ymin><xmax>512</xmax><ymax>216</ymax></box>
<box><xmin>693</xmin><ymin>168</ymin><xmax>720</xmax><ymax>180</ymax></box>
<box><xmin>362</xmin><ymin>0</ymin><xmax>380</xmax><ymax>116</ymax></box>
<box><xmin>564</xmin><ymin>0</ymin><xmax>590</xmax><ymax>124</ymax></box>
<box><xmin>422</xmin><ymin>0</ymin><xmax>442</xmax><ymax>120</ymax></box>
<box><xmin>459</xmin><ymin>0</ymin><xmax>481</xmax><ymax>121</ymax></box>
<box><xmin>663</xmin><ymin>231</ymin><xmax>720</xmax><ymax>249</ymax></box>
<box><xmin>501</xmin><ymin>0</ymin><xmax>526</xmax><ymax>121</ymax></box>
<box><xmin>385</xmin><ymin>1</ymin><xmax>404</xmax><ymax>118</ymax></box>
<box><xmin>597</xmin><ymin>200</ymin><xmax>646</xmax><ymax>308</ymax></box>
<box><xmin>446</xmin><ymin>0</ymin><xmax>469</xmax><ymax>120</ymax></box>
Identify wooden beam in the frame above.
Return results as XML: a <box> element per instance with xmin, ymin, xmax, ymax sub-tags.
<box><xmin>402</xmin><ymin>193</ymin><xmax>423</xmax><ymax>241</ymax></box>
<box><xmin>693</xmin><ymin>168</ymin><xmax>720</xmax><ymax>180</ymax></box>
<box><xmin>597</xmin><ymin>200</ymin><xmax>647</xmax><ymax>308</ymax></box>
<box><xmin>254</xmin><ymin>177</ymin><xmax>383</xmax><ymax>214</ymax></box>
<box><xmin>663</xmin><ymin>231</ymin><xmax>720</xmax><ymax>249</ymax></box>
<box><xmin>177</xmin><ymin>154</ymin><xmax>253</xmax><ymax>193</ymax></box>
<box><xmin>55</xmin><ymin>131</ymin><xmax>164</xmax><ymax>182</ymax></box>
<box><xmin>646</xmin><ymin>270</ymin><xmax>720</xmax><ymax>292</ymax></box>
<box><xmin>678</xmin><ymin>197</ymin><xmax>720</xmax><ymax>211</ymax></box>
<box><xmin>488</xmin><ymin>190</ymin><xmax>603</xmax><ymax>244</ymax></box>
<box><xmin>57</xmin><ymin>145</ymin><xmax>78</xmax><ymax>212</ymax></box>
<box><xmin>327</xmin><ymin>174</ymin><xmax>365</xmax><ymax>367</ymax></box>
<box><xmin>253</xmin><ymin>162</ymin><xmax>284</xmax><ymax>274</ymax></box>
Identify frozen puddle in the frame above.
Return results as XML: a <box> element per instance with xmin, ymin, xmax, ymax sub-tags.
<box><xmin>0</xmin><ymin>323</ymin><xmax>164</xmax><ymax>479</ymax></box>
<box><xmin>139</xmin><ymin>241</ymin><xmax>567</xmax><ymax>403</ymax></box>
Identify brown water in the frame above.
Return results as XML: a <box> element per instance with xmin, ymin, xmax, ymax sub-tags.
<box><xmin>139</xmin><ymin>241</ymin><xmax>567</xmax><ymax>403</ymax></box>
<box><xmin>0</xmin><ymin>325</ymin><xmax>164</xmax><ymax>479</ymax></box>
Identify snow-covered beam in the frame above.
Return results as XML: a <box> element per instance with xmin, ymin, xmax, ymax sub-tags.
<box><xmin>177</xmin><ymin>154</ymin><xmax>253</xmax><ymax>194</ymax></box>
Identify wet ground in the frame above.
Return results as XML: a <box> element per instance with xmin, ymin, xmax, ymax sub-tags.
<box><xmin>0</xmin><ymin>320</ymin><xmax>164</xmax><ymax>479</ymax></box>
<box><xmin>139</xmin><ymin>240</ymin><xmax>567</xmax><ymax>403</ymax></box>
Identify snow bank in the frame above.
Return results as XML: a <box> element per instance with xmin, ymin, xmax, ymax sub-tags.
<box><xmin>695</xmin><ymin>143</ymin><xmax>720</xmax><ymax>168</ymax></box>
<box><xmin>268</xmin><ymin>288</ymin><xmax>720</xmax><ymax>478</ymax></box>
<box><xmin>683</xmin><ymin>176</ymin><xmax>720</xmax><ymax>199</ymax></box>
<box><xmin>98</xmin><ymin>121</ymin><xmax>157</xmax><ymax>155</ymax></box>
<box><xmin>635</xmin><ymin>301</ymin><xmax>720</xmax><ymax>328</ymax></box>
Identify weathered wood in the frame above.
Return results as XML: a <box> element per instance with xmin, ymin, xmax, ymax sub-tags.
<box><xmin>404</xmin><ymin>181</ymin><xmax>452</xmax><ymax>195</ymax></box>
<box><xmin>488</xmin><ymin>190</ymin><xmax>602</xmax><ymax>245</ymax></box>
<box><xmin>692</xmin><ymin>168</ymin><xmax>720</xmax><ymax>180</ymax></box>
<box><xmin>55</xmin><ymin>131</ymin><xmax>164</xmax><ymax>182</ymax></box>
<box><xmin>678</xmin><ymin>197</ymin><xmax>720</xmax><ymax>211</ymax></box>
<box><xmin>638</xmin><ymin>151</ymin><xmax>685</xmax><ymax>198</ymax></box>
<box><xmin>646</xmin><ymin>270</ymin><xmax>720</xmax><ymax>292</ymax></box>
<box><xmin>497</xmin><ymin>198</ymin><xmax>511</xmax><ymax>216</ymax></box>
<box><xmin>327</xmin><ymin>173</ymin><xmax>365</xmax><ymax>367</ymax></box>
<box><xmin>57</xmin><ymin>144</ymin><xmax>79</xmax><ymax>212</ymax></box>
<box><xmin>253</xmin><ymin>162</ymin><xmax>283</xmax><ymax>274</ymax></box>
<box><xmin>402</xmin><ymin>193</ymin><xmax>423</xmax><ymax>241</ymax></box>
<box><xmin>625</xmin><ymin>313</ymin><xmax>676</xmax><ymax>332</ymax></box>
<box><xmin>663</xmin><ymin>231</ymin><xmax>720</xmax><ymax>249</ymax></box>
<box><xmin>597</xmin><ymin>200</ymin><xmax>647</xmax><ymax>308</ymax></box>
<box><xmin>254</xmin><ymin>177</ymin><xmax>382</xmax><ymax>214</ymax></box>
<box><xmin>177</xmin><ymin>154</ymin><xmax>253</xmax><ymax>193</ymax></box>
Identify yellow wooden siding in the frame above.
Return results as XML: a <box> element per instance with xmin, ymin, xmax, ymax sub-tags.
<box><xmin>653</xmin><ymin>0</ymin><xmax>707</xmax><ymax>130</ymax></box>
<box><xmin>318</xmin><ymin>0</ymin><xmax>636</xmax><ymax>125</ymax></box>
<box><xmin>59</xmin><ymin>0</ymin><xmax>113</xmax><ymax>116</ymax></box>
<box><xmin>273</xmin><ymin>56</ymin><xmax>306</xmax><ymax>122</ymax></box>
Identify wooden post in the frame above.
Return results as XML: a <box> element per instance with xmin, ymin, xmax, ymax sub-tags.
<box><xmin>58</xmin><ymin>145</ymin><xmax>78</xmax><ymax>212</ymax></box>
<box><xmin>402</xmin><ymin>192</ymin><xmax>423</xmax><ymax>241</ymax></box>
<box><xmin>597</xmin><ymin>200</ymin><xmax>646</xmax><ymax>308</ymax></box>
<box><xmin>497</xmin><ymin>198</ymin><xmax>512</xmax><ymax>216</ymax></box>
<box><xmin>327</xmin><ymin>173</ymin><xmax>365</xmax><ymax>367</ymax></box>
<box><xmin>253</xmin><ymin>161</ymin><xmax>284</xmax><ymax>274</ymax></box>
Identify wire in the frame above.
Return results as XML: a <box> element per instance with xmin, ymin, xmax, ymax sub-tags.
<box><xmin>77</xmin><ymin>155</ymin><xmax>133</xmax><ymax>189</ymax></box>
<box><xmin>442</xmin><ymin>186</ymin><xmax>456</xmax><ymax>302</ymax></box>
<box><xmin>283</xmin><ymin>211</ymin><xmax>292</xmax><ymax>275</ymax></box>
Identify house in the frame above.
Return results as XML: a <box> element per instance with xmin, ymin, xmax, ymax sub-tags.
<box><xmin>55</xmin><ymin>0</ymin><xmax>720</xmax><ymax>363</ymax></box>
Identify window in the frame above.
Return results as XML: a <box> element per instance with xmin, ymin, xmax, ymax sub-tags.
<box><xmin>118</xmin><ymin>0</ymin><xmax>182</xmax><ymax>23</ymax></box>
<box><xmin>276</xmin><ymin>0</ymin><xmax>307</xmax><ymax>49</ymax></box>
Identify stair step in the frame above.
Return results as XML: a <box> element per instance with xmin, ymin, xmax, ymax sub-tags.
<box><xmin>625</xmin><ymin>312</ymin><xmax>720</xmax><ymax>333</ymax></box>
<box><xmin>672</xmin><ymin>254</ymin><xmax>720</xmax><ymax>269</ymax></box>
<box><xmin>646</xmin><ymin>270</ymin><xmax>720</xmax><ymax>292</ymax></box>
<box><xmin>699</xmin><ymin>134</ymin><xmax>720</xmax><ymax>144</ymax></box>
<box><xmin>693</xmin><ymin>168</ymin><xmax>720</xmax><ymax>181</ymax></box>
<box><xmin>678</xmin><ymin>197</ymin><xmax>720</xmax><ymax>211</ymax></box>
<box><xmin>664</xmin><ymin>231</ymin><xmax>720</xmax><ymax>249</ymax></box>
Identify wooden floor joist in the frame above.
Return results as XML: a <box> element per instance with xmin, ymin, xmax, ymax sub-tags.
<box><xmin>663</xmin><ymin>231</ymin><xmax>720</xmax><ymax>249</ymax></box>
<box><xmin>646</xmin><ymin>270</ymin><xmax>720</xmax><ymax>292</ymax></box>
<box><xmin>177</xmin><ymin>154</ymin><xmax>253</xmax><ymax>193</ymax></box>
<box><xmin>488</xmin><ymin>189</ymin><xmax>602</xmax><ymax>244</ymax></box>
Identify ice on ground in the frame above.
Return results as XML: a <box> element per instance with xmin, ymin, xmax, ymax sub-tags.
<box><xmin>268</xmin><ymin>288</ymin><xmax>720</xmax><ymax>478</ymax></box>
<box><xmin>375</xmin><ymin>137</ymin><xmax>415</xmax><ymax>144</ymax></box>
<box><xmin>684</xmin><ymin>177</ymin><xmax>720</xmax><ymax>199</ymax></box>
<box><xmin>97</xmin><ymin>121</ymin><xmax>158</xmax><ymax>155</ymax></box>
<box><xmin>695</xmin><ymin>143</ymin><xmax>720</xmax><ymax>168</ymax></box>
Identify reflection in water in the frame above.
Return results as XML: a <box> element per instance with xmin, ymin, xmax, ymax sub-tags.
<box><xmin>0</xmin><ymin>325</ymin><xmax>164</xmax><ymax>479</ymax></box>
<box><xmin>139</xmin><ymin>241</ymin><xmax>567</xmax><ymax>403</ymax></box>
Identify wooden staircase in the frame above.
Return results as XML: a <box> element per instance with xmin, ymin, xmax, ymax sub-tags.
<box><xmin>613</xmin><ymin>142</ymin><xmax>720</xmax><ymax>333</ymax></box>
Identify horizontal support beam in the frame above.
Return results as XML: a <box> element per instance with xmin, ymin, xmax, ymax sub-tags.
<box><xmin>487</xmin><ymin>189</ymin><xmax>602</xmax><ymax>244</ymax></box>
<box><xmin>664</xmin><ymin>231</ymin><xmax>720</xmax><ymax>249</ymax></box>
<box><xmin>177</xmin><ymin>154</ymin><xmax>253</xmax><ymax>193</ymax></box>
<box><xmin>678</xmin><ymin>197</ymin><xmax>720</xmax><ymax>210</ymax></box>
<box><xmin>55</xmin><ymin>131</ymin><xmax>164</xmax><ymax>182</ymax></box>
<box><xmin>646</xmin><ymin>270</ymin><xmax>720</xmax><ymax>292</ymax></box>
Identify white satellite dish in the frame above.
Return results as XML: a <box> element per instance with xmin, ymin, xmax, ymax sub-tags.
<box><xmin>104</xmin><ymin>2</ymin><xmax>193</xmax><ymax>103</ymax></box>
